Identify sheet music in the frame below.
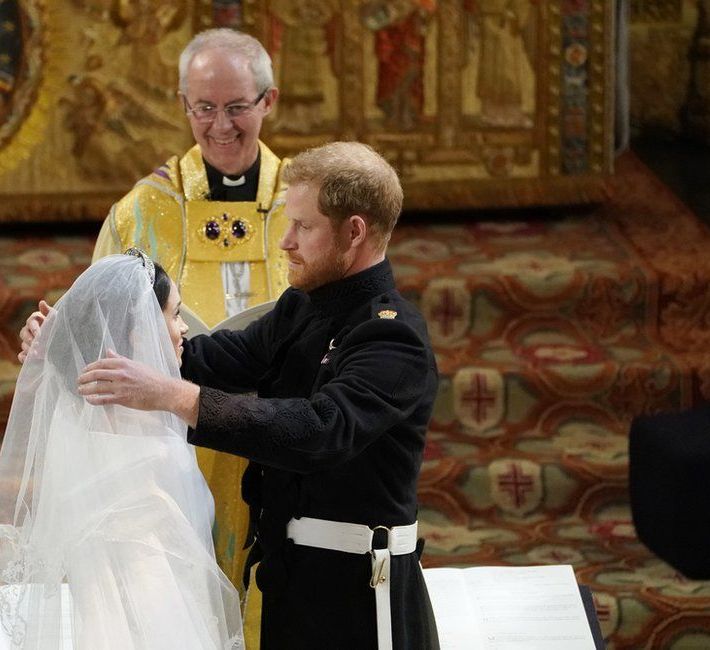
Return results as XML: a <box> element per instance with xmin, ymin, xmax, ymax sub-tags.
<box><xmin>1</xmin><ymin>567</ymin><xmax>595</xmax><ymax>649</ymax></box>
<box><xmin>424</xmin><ymin>565</ymin><xmax>597</xmax><ymax>650</ymax></box>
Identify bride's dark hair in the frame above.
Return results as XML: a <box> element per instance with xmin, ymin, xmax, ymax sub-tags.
<box><xmin>124</xmin><ymin>248</ymin><xmax>172</xmax><ymax>311</ymax></box>
<box><xmin>152</xmin><ymin>263</ymin><xmax>171</xmax><ymax>310</ymax></box>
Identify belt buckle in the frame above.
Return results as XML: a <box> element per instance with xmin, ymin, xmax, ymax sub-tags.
<box><xmin>369</xmin><ymin>525</ymin><xmax>390</xmax><ymax>588</ymax></box>
<box><xmin>370</xmin><ymin>525</ymin><xmax>391</xmax><ymax>553</ymax></box>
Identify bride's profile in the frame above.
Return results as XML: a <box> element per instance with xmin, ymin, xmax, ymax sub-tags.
<box><xmin>0</xmin><ymin>251</ymin><xmax>243</xmax><ymax>649</ymax></box>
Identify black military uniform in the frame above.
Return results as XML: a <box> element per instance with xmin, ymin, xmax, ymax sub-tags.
<box><xmin>182</xmin><ymin>259</ymin><xmax>440</xmax><ymax>649</ymax></box>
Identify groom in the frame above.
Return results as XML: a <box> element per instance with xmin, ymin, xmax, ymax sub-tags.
<box><xmin>53</xmin><ymin>141</ymin><xmax>439</xmax><ymax>649</ymax></box>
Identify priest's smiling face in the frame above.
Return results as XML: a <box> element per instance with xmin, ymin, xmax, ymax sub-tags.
<box><xmin>183</xmin><ymin>48</ymin><xmax>276</xmax><ymax>177</ymax></box>
<box><xmin>281</xmin><ymin>183</ymin><xmax>351</xmax><ymax>292</ymax></box>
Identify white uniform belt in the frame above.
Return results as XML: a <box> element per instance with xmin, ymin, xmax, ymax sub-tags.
<box><xmin>286</xmin><ymin>516</ymin><xmax>418</xmax><ymax>650</ymax></box>
<box><xmin>286</xmin><ymin>516</ymin><xmax>417</xmax><ymax>555</ymax></box>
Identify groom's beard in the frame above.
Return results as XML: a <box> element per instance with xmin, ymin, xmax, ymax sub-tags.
<box><xmin>287</xmin><ymin>242</ymin><xmax>349</xmax><ymax>293</ymax></box>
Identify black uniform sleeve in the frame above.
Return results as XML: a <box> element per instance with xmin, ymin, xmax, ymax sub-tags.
<box><xmin>188</xmin><ymin>318</ymin><xmax>433</xmax><ymax>473</ymax></box>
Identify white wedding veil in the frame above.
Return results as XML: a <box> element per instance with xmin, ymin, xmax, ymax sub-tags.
<box><xmin>0</xmin><ymin>255</ymin><xmax>243</xmax><ymax>649</ymax></box>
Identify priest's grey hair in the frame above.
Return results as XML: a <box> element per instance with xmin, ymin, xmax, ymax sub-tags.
<box><xmin>178</xmin><ymin>28</ymin><xmax>274</xmax><ymax>95</ymax></box>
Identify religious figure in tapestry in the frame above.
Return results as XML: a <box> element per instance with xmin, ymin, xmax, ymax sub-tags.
<box><xmin>212</xmin><ymin>0</ymin><xmax>245</xmax><ymax>29</ymax></box>
<box><xmin>268</xmin><ymin>0</ymin><xmax>339</xmax><ymax>133</ymax></box>
<box><xmin>0</xmin><ymin>0</ymin><xmax>42</xmax><ymax>151</ymax></box>
<box><xmin>362</xmin><ymin>0</ymin><xmax>436</xmax><ymax>131</ymax></box>
<box><xmin>0</xmin><ymin>1</ymin><xmax>23</xmax><ymax>126</ymax></box>
<box><xmin>629</xmin><ymin>0</ymin><xmax>683</xmax><ymax>23</ymax></box>
<box><xmin>109</xmin><ymin>0</ymin><xmax>187</xmax><ymax>93</ymax></box>
<box><xmin>463</xmin><ymin>0</ymin><xmax>537</xmax><ymax>128</ymax></box>
<box><xmin>59</xmin><ymin>0</ymin><xmax>190</xmax><ymax>182</ymax></box>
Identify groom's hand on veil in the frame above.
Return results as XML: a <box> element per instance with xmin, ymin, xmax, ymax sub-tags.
<box><xmin>77</xmin><ymin>349</ymin><xmax>200</xmax><ymax>426</ymax></box>
<box><xmin>18</xmin><ymin>300</ymin><xmax>53</xmax><ymax>363</ymax></box>
<box><xmin>77</xmin><ymin>350</ymin><xmax>161</xmax><ymax>409</ymax></box>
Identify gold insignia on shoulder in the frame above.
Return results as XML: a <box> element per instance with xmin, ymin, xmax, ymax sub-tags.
<box><xmin>378</xmin><ymin>309</ymin><xmax>397</xmax><ymax>319</ymax></box>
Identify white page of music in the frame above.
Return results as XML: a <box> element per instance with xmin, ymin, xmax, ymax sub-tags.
<box><xmin>424</xmin><ymin>565</ymin><xmax>596</xmax><ymax>650</ymax></box>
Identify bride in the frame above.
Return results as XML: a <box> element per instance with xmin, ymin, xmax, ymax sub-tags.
<box><xmin>0</xmin><ymin>252</ymin><xmax>243</xmax><ymax>649</ymax></box>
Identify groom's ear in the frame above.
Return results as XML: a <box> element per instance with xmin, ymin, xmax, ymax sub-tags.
<box><xmin>346</xmin><ymin>215</ymin><xmax>368</xmax><ymax>248</ymax></box>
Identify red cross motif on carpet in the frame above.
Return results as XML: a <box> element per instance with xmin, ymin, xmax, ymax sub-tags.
<box><xmin>498</xmin><ymin>463</ymin><xmax>534</xmax><ymax>508</ymax></box>
<box><xmin>433</xmin><ymin>289</ymin><xmax>462</xmax><ymax>336</ymax></box>
<box><xmin>423</xmin><ymin>280</ymin><xmax>469</xmax><ymax>346</ymax></box>
<box><xmin>489</xmin><ymin>459</ymin><xmax>542</xmax><ymax>515</ymax></box>
<box><xmin>454</xmin><ymin>367</ymin><xmax>503</xmax><ymax>433</ymax></box>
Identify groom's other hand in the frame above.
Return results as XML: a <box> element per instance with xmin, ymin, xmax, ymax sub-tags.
<box><xmin>18</xmin><ymin>300</ymin><xmax>53</xmax><ymax>363</ymax></box>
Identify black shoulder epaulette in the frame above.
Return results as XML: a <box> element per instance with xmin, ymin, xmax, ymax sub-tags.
<box><xmin>371</xmin><ymin>293</ymin><xmax>399</xmax><ymax>321</ymax></box>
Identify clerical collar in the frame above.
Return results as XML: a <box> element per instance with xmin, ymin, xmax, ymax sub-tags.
<box><xmin>308</xmin><ymin>259</ymin><xmax>395</xmax><ymax>316</ymax></box>
<box><xmin>223</xmin><ymin>175</ymin><xmax>245</xmax><ymax>187</ymax></box>
<box><xmin>204</xmin><ymin>150</ymin><xmax>261</xmax><ymax>201</ymax></box>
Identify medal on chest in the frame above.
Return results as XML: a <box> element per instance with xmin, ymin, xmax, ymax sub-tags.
<box><xmin>320</xmin><ymin>338</ymin><xmax>337</xmax><ymax>365</ymax></box>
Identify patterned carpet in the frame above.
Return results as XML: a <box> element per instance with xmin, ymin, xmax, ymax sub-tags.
<box><xmin>1</xmin><ymin>152</ymin><xmax>709</xmax><ymax>648</ymax></box>
<box><xmin>390</xmin><ymin>153</ymin><xmax>710</xmax><ymax>650</ymax></box>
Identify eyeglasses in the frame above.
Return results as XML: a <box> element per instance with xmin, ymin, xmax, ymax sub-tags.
<box><xmin>183</xmin><ymin>88</ymin><xmax>269</xmax><ymax>123</ymax></box>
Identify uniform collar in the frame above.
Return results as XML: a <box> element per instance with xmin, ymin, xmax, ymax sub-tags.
<box><xmin>307</xmin><ymin>259</ymin><xmax>395</xmax><ymax>316</ymax></box>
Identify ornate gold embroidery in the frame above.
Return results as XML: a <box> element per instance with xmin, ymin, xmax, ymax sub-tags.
<box><xmin>197</xmin><ymin>212</ymin><xmax>255</xmax><ymax>250</ymax></box>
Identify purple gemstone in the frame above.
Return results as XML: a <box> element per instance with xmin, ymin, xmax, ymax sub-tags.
<box><xmin>205</xmin><ymin>220</ymin><xmax>220</xmax><ymax>240</ymax></box>
<box><xmin>232</xmin><ymin>220</ymin><xmax>247</xmax><ymax>238</ymax></box>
